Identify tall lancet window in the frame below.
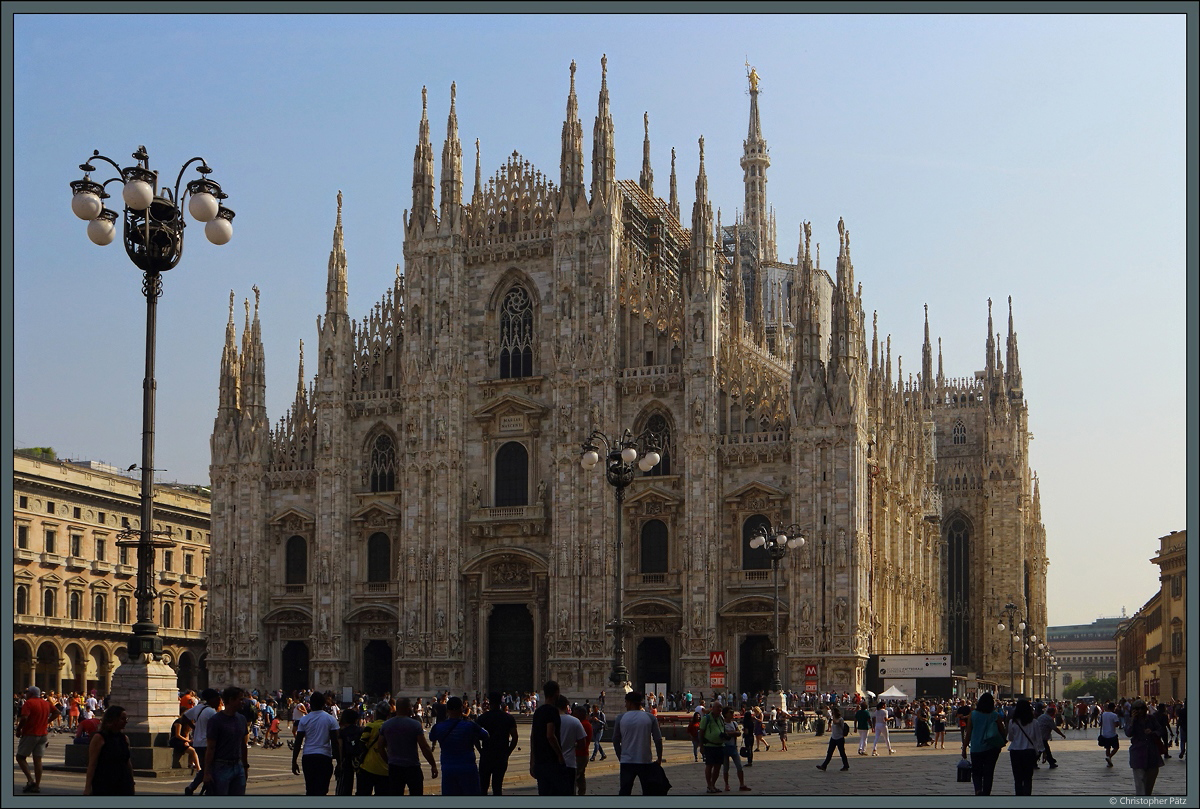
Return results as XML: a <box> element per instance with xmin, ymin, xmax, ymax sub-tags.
<box><xmin>499</xmin><ymin>285</ymin><xmax>534</xmax><ymax>379</ymax></box>
<box><xmin>369</xmin><ymin>434</ymin><xmax>397</xmax><ymax>492</ymax></box>
<box><xmin>641</xmin><ymin>413</ymin><xmax>673</xmax><ymax>476</ymax></box>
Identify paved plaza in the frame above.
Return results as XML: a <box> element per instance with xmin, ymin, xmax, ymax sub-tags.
<box><xmin>12</xmin><ymin>723</ymin><xmax>1190</xmax><ymax>797</ymax></box>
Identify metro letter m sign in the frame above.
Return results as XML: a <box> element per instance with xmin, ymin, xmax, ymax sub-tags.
<box><xmin>804</xmin><ymin>664</ymin><xmax>818</xmax><ymax>678</ymax></box>
<box><xmin>709</xmin><ymin>650</ymin><xmax>726</xmax><ymax>668</ymax></box>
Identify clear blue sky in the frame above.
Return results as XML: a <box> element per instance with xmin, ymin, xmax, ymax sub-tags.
<box><xmin>11</xmin><ymin>12</ymin><xmax>1189</xmax><ymax>627</ymax></box>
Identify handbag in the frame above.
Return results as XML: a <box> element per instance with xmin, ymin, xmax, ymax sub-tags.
<box><xmin>982</xmin><ymin>714</ymin><xmax>1005</xmax><ymax>749</ymax></box>
<box><xmin>956</xmin><ymin>757</ymin><xmax>973</xmax><ymax>783</ymax></box>
<box><xmin>1155</xmin><ymin>736</ymin><xmax>1168</xmax><ymax>756</ymax></box>
<box><xmin>643</xmin><ymin>762</ymin><xmax>672</xmax><ymax>796</ymax></box>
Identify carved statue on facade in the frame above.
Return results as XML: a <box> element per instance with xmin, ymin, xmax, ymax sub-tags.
<box><xmin>470</xmin><ymin>481</ymin><xmax>481</xmax><ymax>509</ymax></box>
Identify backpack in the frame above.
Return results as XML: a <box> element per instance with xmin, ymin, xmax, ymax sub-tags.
<box><xmin>701</xmin><ymin>713</ymin><xmax>726</xmax><ymax>745</ymax></box>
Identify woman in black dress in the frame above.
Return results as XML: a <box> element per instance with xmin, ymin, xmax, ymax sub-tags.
<box><xmin>84</xmin><ymin>705</ymin><xmax>135</xmax><ymax>795</ymax></box>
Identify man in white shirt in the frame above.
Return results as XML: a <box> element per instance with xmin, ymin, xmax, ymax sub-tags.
<box><xmin>291</xmin><ymin>692</ymin><xmax>341</xmax><ymax>795</ymax></box>
<box><xmin>1100</xmin><ymin>702</ymin><xmax>1123</xmax><ymax>767</ymax></box>
<box><xmin>557</xmin><ymin>696</ymin><xmax>588</xmax><ymax>794</ymax></box>
<box><xmin>184</xmin><ymin>689</ymin><xmax>222</xmax><ymax>795</ymax></box>
<box><xmin>612</xmin><ymin>690</ymin><xmax>664</xmax><ymax>796</ymax></box>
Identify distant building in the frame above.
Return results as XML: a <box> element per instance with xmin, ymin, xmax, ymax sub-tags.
<box><xmin>13</xmin><ymin>449</ymin><xmax>211</xmax><ymax>694</ymax></box>
<box><xmin>1114</xmin><ymin>530</ymin><xmax>1186</xmax><ymax>700</ymax></box>
<box><xmin>1046</xmin><ymin>616</ymin><xmax>1122</xmax><ymax>696</ymax></box>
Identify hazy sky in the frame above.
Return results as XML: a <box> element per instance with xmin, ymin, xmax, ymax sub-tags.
<box><xmin>11</xmin><ymin>13</ymin><xmax>1189</xmax><ymax>628</ymax></box>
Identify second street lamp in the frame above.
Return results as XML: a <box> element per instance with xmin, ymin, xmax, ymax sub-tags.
<box><xmin>749</xmin><ymin>522</ymin><xmax>804</xmax><ymax>711</ymax></box>
<box><xmin>581</xmin><ymin>428</ymin><xmax>660</xmax><ymax>692</ymax></box>
<box><xmin>997</xmin><ymin>602</ymin><xmax>1024</xmax><ymax>698</ymax></box>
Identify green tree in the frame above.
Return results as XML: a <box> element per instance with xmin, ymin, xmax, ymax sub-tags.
<box><xmin>1062</xmin><ymin>675</ymin><xmax>1117</xmax><ymax>703</ymax></box>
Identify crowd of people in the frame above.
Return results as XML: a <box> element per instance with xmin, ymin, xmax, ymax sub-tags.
<box><xmin>12</xmin><ymin>682</ymin><xmax>1187</xmax><ymax>797</ymax></box>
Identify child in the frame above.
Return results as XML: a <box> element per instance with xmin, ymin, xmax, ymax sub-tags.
<box><xmin>170</xmin><ymin>711</ymin><xmax>202</xmax><ymax>772</ymax></box>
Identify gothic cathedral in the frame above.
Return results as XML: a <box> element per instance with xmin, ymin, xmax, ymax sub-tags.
<box><xmin>207</xmin><ymin>60</ymin><xmax>1048</xmax><ymax>698</ymax></box>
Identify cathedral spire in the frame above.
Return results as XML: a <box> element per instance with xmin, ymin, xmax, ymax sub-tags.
<box><xmin>921</xmin><ymin>303</ymin><xmax>934</xmax><ymax>400</ymax></box>
<box><xmin>439</xmin><ymin>81</ymin><xmax>463</xmax><ymax>228</ymax></box>
<box><xmin>411</xmin><ymin>86</ymin><xmax>436</xmax><ymax>229</ymax></box>
<box><xmin>326</xmin><ymin>191</ymin><xmax>348</xmax><ymax>318</ymax></box>
<box><xmin>740</xmin><ymin>62</ymin><xmax>771</xmax><ymax>260</ymax></box>
<box><xmin>690</xmin><ymin>136</ymin><xmax>713</xmax><ymax>284</ymax></box>
<box><xmin>639</xmin><ymin>111</ymin><xmax>654</xmax><ymax>196</ymax></box>
<box><xmin>218</xmin><ymin>289</ymin><xmax>240</xmax><ymax>414</ymax></box>
<box><xmin>590</xmin><ymin>54</ymin><xmax>615</xmax><ymax>206</ymax></box>
<box><xmin>985</xmin><ymin>297</ymin><xmax>996</xmax><ymax>378</ymax></box>
<box><xmin>239</xmin><ymin>285</ymin><xmax>266</xmax><ymax>420</ymax></box>
<box><xmin>471</xmin><ymin>139</ymin><xmax>483</xmax><ymax>207</ymax></box>
<box><xmin>871</xmin><ymin>310</ymin><xmax>879</xmax><ymax>374</ymax></box>
<box><xmin>560</xmin><ymin>60</ymin><xmax>586</xmax><ymax>211</ymax></box>
<box><xmin>937</xmin><ymin>337</ymin><xmax>945</xmax><ymax>387</ymax></box>
<box><xmin>1006</xmin><ymin>295</ymin><xmax>1023</xmax><ymax>392</ymax></box>
<box><xmin>296</xmin><ymin>339</ymin><xmax>306</xmax><ymax>401</ymax></box>
<box><xmin>669</xmin><ymin>147</ymin><xmax>679</xmax><ymax>221</ymax></box>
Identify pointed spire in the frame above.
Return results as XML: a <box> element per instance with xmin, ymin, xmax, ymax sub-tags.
<box><xmin>740</xmin><ymin>62</ymin><xmax>771</xmax><ymax>260</ymax></box>
<box><xmin>691</xmin><ymin>136</ymin><xmax>713</xmax><ymax>284</ymax></box>
<box><xmin>439</xmin><ymin>81</ymin><xmax>463</xmax><ymax>226</ymax></box>
<box><xmin>1006</xmin><ymin>295</ymin><xmax>1023</xmax><ymax>391</ymax></box>
<box><xmin>871</xmin><ymin>310</ymin><xmax>879</xmax><ymax>373</ymax></box>
<box><xmin>561</xmin><ymin>59</ymin><xmax>586</xmax><ymax>210</ymax></box>
<box><xmin>669</xmin><ymin>147</ymin><xmax>679</xmax><ymax>221</ymax></box>
<box><xmin>985</xmin><ymin>297</ymin><xmax>996</xmax><ymax>377</ymax></box>
<box><xmin>590</xmin><ymin>54</ymin><xmax>614</xmax><ymax>205</ymax></box>
<box><xmin>921</xmin><ymin>303</ymin><xmax>934</xmax><ymax>398</ymax></box>
<box><xmin>472</xmin><ymin>138</ymin><xmax>483</xmax><ymax>205</ymax></box>
<box><xmin>937</xmin><ymin>337</ymin><xmax>944</xmax><ymax>386</ymax></box>
<box><xmin>411</xmin><ymin>86</ymin><xmax>436</xmax><ymax>228</ymax></box>
<box><xmin>218</xmin><ymin>289</ymin><xmax>240</xmax><ymax>414</ymax></box>
<box><xmin>639</xmin><ymin>112</ymin><xmax>654</xmax><ymax>196</ymax></box>
<box><xmin>326</xmin><ymin>191</ymin><xmax>348</xmax><ymax>318</ymax></box>
<box><xmin>296</xmin><ymin>339</ymin><xmax>306</xmax><ymax>399</ymax></box>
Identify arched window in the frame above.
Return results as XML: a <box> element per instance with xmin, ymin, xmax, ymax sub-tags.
<box><xmin>947</xmin><ymin>517</ymin><xmax>971</xmax><ymax>665</ymax></box>
<box><xmin>117</xmin><ymin>596</ymin><xmax>129</xmax><ymax>625</ymax></box>
<box><xmin>286</xmin><ymin>536</ymin><xmax>308</xmax><ymax>585</ymax></box>
<box><xmin>494</xmin><ymin>442</ymin><xmax>529</xmax><ymax>507</ymax></box>
<box><xmin>369</xmin><ymin>434</ymin><xmax>397</xmax><ymax>493</ymax></box>
<box><xmin>952</xmin><ymin>421</ymin><xmax>966</xmax><ymax>445</ymax></box>
<box><xmin>162</xmin><ymin>601</ymin><xmax>173</xmax><ymax>628</ymax></box>
<box><xmin>183</xmin><ymin>604</ymin><xmax>194</xmax><ymax>631</ymax></box>
<box><xmin>16</xmin><ymin>586</ymin><xmax>28</xmax><ymax>615</ymax></box>
<box><xmin>94</xmin><ymin>595</ymin><xmax>107</xmax><ymax>623</ymax></box>
<box><xmin>640</xmin><ymin>520</ymin><xmax>669</xmax><ymax>574</ymax></box>
<box><xmin>499</xmin><ymin>285</ymin><xmax>534</xmax><ymax>379</ymax></box>
<box><xmin>43</xmin><ymin>589</ymin><xmax>56</xmax><ymax>617</ymax></box>
<box><xmin>742</xmin><ymin>514</ymin><xmax>772</xmax><ymax>570</ymax></box>
<box><xmin>641</xmin><ymin>413</ymin><xmax>673</xmax><ymax>476</ymax></box>
<box><xmin>367</xmin><ymin>533</ymin><xmax>391</xmax><ymax>583</ymax></box>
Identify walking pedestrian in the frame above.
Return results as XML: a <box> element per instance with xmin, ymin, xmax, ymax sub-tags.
<box><xmin>291</xmin><ymin>691</ymin><xmax>340</xmax><ymax>795</ymax></box>
<box><xmin>1035</xmin><ymin>704</ymin><xmax>1065</xmax><ymax>767</ymax></box>
<box><xmin>700</xmin><ymin>700</ymin><xmax>726</xmax><ymax>793</ymax></box>
<box><xmin>719</xmin><ymin>706</ymin><xmax>751</xmax><ymax>791</ymax></box>
<box><xmin>1127</xmin><ymin>699</ymin><xmax>1164</xmax><ymax>796</ymax></box>
<box><xmin>687</xmin><ymin>711</ymin><xmax>702</xmax><ymax>762</ymax></box>
<box><xmin>83</xmin><ymin>705</ymin><xmax>135</xmax><ymax>796</ymax></box>
<box><xmin>871</xmin><ymin>701</ymin><xmax>894</xmax><ymax>755</ymax></box>
<box><xmin>476</xmin><ymin>691</ymin><xmax>519</xmax><ymax>795</ymax></box>
<box><xmin>529</xmin><ymin>680</ymin><xmax>568</xmax><ymax>795</ymax></box>
<box><xmin>355</xmin><ymin>702</ymin><xmax>392</xmax><ymax>795</ymax></box>
<box><xmin>183</xmin><ymin>688</ymin><xmax>221</xmax><ymax>795</ymax></box>
<box><xmin>589</xmin><ymin>704</ymin><xmax>608</xmax><ymax>761</ymax></box>
<box><xmin>16</xmin><ymin>686</ymin><xmax>52</xmax><ymax>794</ymax></box>
<box><xmin>204</xmin><ymin>686</ymin><xmax>250</xmax><ymax>796</ymax></box>
<box><xmin>569</xmin><ymin>703</ymin><xmax>593</xmax><ymax>795</ymax></box>
<box><xmin>553</xmin><ymin>697</ymin><xmax>587</xmax><ymax>794</ymax></box>
<box><xmin>1006</xmin><ymin>699</ymin><xmax>1039</xmax><ymax>795</ymax></box>
<box><xmin>1099</xmin><ymin>702</ymin><xmax>1123</xmax><ymax>767</ymax></box>
<box><xmin>612</xmin><ymin>690</ymin><xmax>664</xmax><ymax>796</ymax></box>
<box><xmin>962</xmin><ymin>692</ymin><xmax>1007</xmax><ymax>796</ymax></box>
<box><xmin>430</xmin><ymin>696</ymin><xmax>488</xmax><ymax>796</ymax></box>
<box><xmin>376</xmin><ymin>697</ymin><xmax>438</xmax><ymax>795</ymax></box>
<box><xmin>334</xmin><ymin>708</ymin><xmax>362</xmax><ymax>796</ymax></box>
<box><xmin>855</xmin><ymin>701</ymin><xmax>872</xmax><ymax>755</ymax></box>
<box><xmin>815</xmin><ymin>706</ymin><xmax>850</xmax><ymax>771</ymax></box>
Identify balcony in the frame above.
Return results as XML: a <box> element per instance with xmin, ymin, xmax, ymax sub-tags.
<box><xmin>90</xmin><ymin>560</ymin><xmax>112</xmax><ymax>575</ymax></box>
<box><xmin>742</xmin><ymin>570</ymin><xmax>771</xmax><ymax>582</ymax></box>
<box><xmin>113</xmin><ymin>564</ymin><xmax>136</xmax><ymax>578</ymax></box>
<box><xmin>273</xmin><ymin>584</ymin><xmax>309</xmax><ymax>597</ymax></box>
<box><xmin>66</xmin><ymin>555</ymin><xmax>89</xmax><ymax>571</ymax></box>
<box><xmin>179</xmin><ymin>573</ymin><xmax>202</xmax><ymax>587</ymax></box>
<box><xmin>14</xmin><ymin>547</ymin><xmax>36</xmax><ymax>564</ymax></box>
<box><xmin>158</xmin><ymin>570</ymin><xmax>180</xmax><ymax>585</ymax></box>
<box><xmin>468</xmin><ymin>502</ymin><xmax>547</xmax><ymax>539</ymax></box>
<box><xmin>39</xmin><ymin>552</ymin><xmax>65</xmax><ymax>567</ymax></box>
<box><xmin>363</xmin><ymin>581</ymin><xmax>397</xmax><ymax>596</ymax></box>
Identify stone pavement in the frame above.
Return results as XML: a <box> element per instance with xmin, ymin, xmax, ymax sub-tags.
<box><xmin>13</xmin><ymin>724</ymin><xmax>1190</xmax><ymax>797</ymax></box>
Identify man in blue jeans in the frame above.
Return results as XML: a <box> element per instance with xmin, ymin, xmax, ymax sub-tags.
<box><xmin>204</xmin><ymin>686</ymin><xmax>249</xmax><ymax>796</ymax></box>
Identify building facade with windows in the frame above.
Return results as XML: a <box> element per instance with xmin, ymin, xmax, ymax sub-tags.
<box><xmin>207</xmin><ymin>64</ymin><xmax>1047</xmax><ymax>697</ymax></box>
<box><xmin>1115</xmin><ymin>530</ymin><xmax>1186</xmax><ymax>700</ymax></box>
<box><xmin>13</xmin><ymin>449</ymin><xmax>211</xmax><ymax>695</ymax></box>
<box><xmin>1046</xmin><ymin>616</ymin><xmax>1122</xmax><ymax>695</ymax></box>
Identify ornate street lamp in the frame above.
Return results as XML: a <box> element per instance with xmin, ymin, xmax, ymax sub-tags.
<box><xmin>71</xmin><ymin>147</ymin><xmax>233</xmax><ymax>659</ymax></box>
<box><xmin>69</xmin><ymin>148</ymin><xmax>232</xmax><ymax>759</ymax></box>
<box><xmin>997</xmin><ymin>602</ymin><xmax>1024</xmax><ymax>698</ymax></box>
<box><xmin>749</xmin><ymin>522</ymin><xmax>804</xmax><ymax>710</ymax></box>
<box><xmin>581</xmin><ymin>428</ymin><xmax>661</xmax><ymax>690</ymax></box>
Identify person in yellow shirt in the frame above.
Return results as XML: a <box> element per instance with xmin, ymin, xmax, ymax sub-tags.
<box><xmin>355</xmin><ymin>702</ymin><xmax>392</xmax><ymax>795</ymax></box>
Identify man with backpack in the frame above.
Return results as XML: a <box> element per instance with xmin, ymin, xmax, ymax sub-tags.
<box><xmin>355</xmin><ymin>702</ymin><xmax>392</xmax><ymax>795</ymax></box>
<box><xmin>700</xmin><ymin>700</ymin><xmax>727</xmax><ymax>794</ymax></box>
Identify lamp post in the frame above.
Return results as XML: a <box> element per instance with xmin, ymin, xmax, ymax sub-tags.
<box><xmin>997</xmin><ymin>602</ymin><xmax>1024</xmax><ymax>698</ymax></box>
<box><xmin>581</xmin><ymin>428</ymin><xmax>661</xmax><ymax>691</ymax></box>
<box><xmin>749</xmin><ymin>522</ymin><xmax>804</xmax><ymax>711</ymax></box>
<box><xmin>69</xmin><ymin>147</ymin><xmax>232</xmax><ymax>756</ymax></box>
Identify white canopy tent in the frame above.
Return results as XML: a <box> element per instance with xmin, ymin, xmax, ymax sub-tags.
<box><xmin>879</xmin><ymin>685</ymin><xmax>909</xmax><ymax>699</ymax></box>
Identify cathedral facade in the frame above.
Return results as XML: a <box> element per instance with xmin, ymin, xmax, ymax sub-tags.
<box><xmin>206</xmin><ymin>61</ymin><xmax>1047</xmax><ymax>698</ymax></box>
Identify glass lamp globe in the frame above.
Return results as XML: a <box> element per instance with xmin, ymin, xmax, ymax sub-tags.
<box><xmin>620</xmin><ymin>446</ymin><xmax>637</xmax><ymax>464</ymax></box>
<box><xmin>206</xmin><ymin>215</ymin><xmax>233</xmax><ymax>245</ymax></box>
<box><xmin>749</xmin><ymin>537</ymin><xmax>765</xmax><ymax>549</ymax></box>
<box><xmin>72</xmin><ymin>190</ymin><xmax>103</xmax><ymax>221</ymax></box>
<box><xmin>644</xmin><ymin>450</ymin><xmax>660</xmax><ymax>468</ymax></box>
<box><xmin>87</xmin><ymin>215</ymin><xmax>115</xmax><ymax>245</ymax></box>
<box><xmin>998</xmin><ymin>623</ymin><xmax>1005</xmax><ymax>632</ymax></box>
<box><xmin>189</xmin><ymin>191</ymin><xmax>219</xmax><ymax>222</ymax></box>
<box><xmin>1018</xmin><ymin>621</ymin><xmax>1026</xmax><ymax>631</ymax></box>
<box><xmin>122</xmin><ymin>179</ymin><xmax>154</xmax><ymax>210</ymax></box>
<box><xmin>581</xmin><ymin>450</ymin><xmax>599</xmax><ymax>469</ymax></box>
<box><xmin>776</xmin><ymin>533</ymin><xmax>788</xmax><ymax>545</ymax></box>
<box><xmin>638</xmin><ymin>456</ymin><xmax>654</xmax><ymax>472</ymax></box>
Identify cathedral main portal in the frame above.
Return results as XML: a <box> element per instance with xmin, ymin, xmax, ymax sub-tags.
<box><xmin>488</xmin><ymin>604</ymin><xmax>534</xmax><ymax>694</ymax></box>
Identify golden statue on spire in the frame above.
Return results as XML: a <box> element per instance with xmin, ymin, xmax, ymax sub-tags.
<box><xmin>746</xmin><ymin>60</ymin><xmax>760</xmax><ymax>92</ymax></box>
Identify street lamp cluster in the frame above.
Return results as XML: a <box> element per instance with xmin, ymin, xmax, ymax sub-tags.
<box><xmin>749</xmin><ymin>522</ymin><xmax>804</xmax><ymax>707</ymax></box>
<box><xmin>580</xmin><ymin>428</ymin><xmax>661</xmax><ymax>689</ymax></box>
<box><xmin>997</xmin><ymin>603</ymin><xmax>1055</xmax><ymax>700</ymax></box>
<box><xmin>70</xmin><ymin>147</ymin><xmax>234</xmax><ymax>660</ymax></box>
